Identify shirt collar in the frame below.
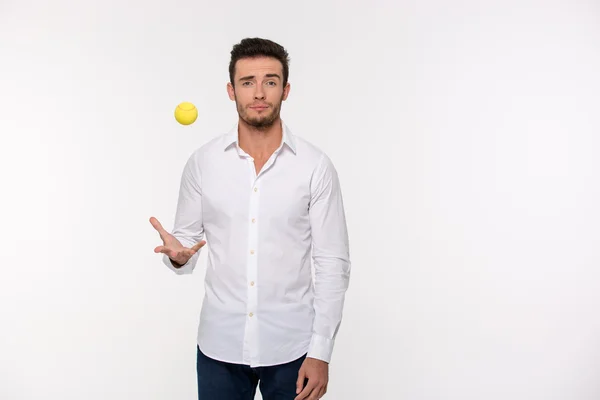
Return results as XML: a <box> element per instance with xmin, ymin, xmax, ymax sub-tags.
<box><xmin>223</xmin><ymin>119</ymin><xmax>297</xmax><ymax>155</ymax></box>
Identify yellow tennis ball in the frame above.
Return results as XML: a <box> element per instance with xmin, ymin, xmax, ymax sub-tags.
<box><xmin>174</xmin><ymin>102</ymin><xmax>198</xmax><ymax>125</ymax></box>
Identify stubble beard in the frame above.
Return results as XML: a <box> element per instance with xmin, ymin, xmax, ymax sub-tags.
<box><xmin>236</xmin><ymin>94</ymin><xmax>283</xmax><ymax>130</ymax></box>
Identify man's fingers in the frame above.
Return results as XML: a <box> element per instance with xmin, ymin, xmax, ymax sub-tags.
<box><xmin>156</xmin><ymin>246</ymin><xmax>181</xmax><ymax>261</ymax></box>
<box><xmin>296</xmin><ymin>369</ymin><xmax>306</xmax><ymax>395</ymax></box>
<box><xmin>155</xmin><ymin>246</ymin><xmax>198</xmax><ymax>263</ymax></box>
<box><xmin>306</xmin><ymin>382</ymin><xmax>325</xmax><ymax>400</ymax></box>
<box><xmin>190</xmin><ymin>240</ymin><xmax>206</xmax><ymax>252</ymax></box>
<box><xmin>314</xmin><ymin>385</ymin><xmax>327</xmax><ymax>399</ymax></box>
<box><xmin>295</xmin><ymin>380</ymin><xmax>317</xmax><ymax>400</ymax></box>
<box><xmin>154</xmin><ymin>246</ymin><xmax>175</xmax><ymax>258</ymax></box>
<box><xmin>149</xmin><ymin>217</ymin><xmax>168</xmax><ymax>239</ymax></box>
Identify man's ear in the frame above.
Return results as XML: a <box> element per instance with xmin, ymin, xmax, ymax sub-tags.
<box><xmin>227</xmin><ymin>82</ymin><xmax>235</xmax><ymax>100</ymax></box>
<box><xmin>282</xmin><ymin>82</ymin><xmax>291</xmax><ymax>101</ymax></box>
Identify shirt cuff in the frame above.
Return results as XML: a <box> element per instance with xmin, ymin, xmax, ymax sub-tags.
<box><xmin>162</xmin><ymin>251</ymin><xmax>199</xmax><ymax>275</ymax></box>
<box><xmin>307</xmin><ymin>333</ymin><xmax>334</xmax><ymax>363</ymax></box>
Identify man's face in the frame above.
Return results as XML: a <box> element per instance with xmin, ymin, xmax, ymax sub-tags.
<box><xmin>227</xmin><ymin>56</ymin><xmax>290</xmax><ymax>129</ymax></box>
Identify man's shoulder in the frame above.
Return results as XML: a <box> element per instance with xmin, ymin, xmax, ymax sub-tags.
<box><xmin>291</xmin><ymin>133</ymin><xmax>339</xmax><ymax>173</ymax></box>
<box><xmin>289</xmin><ymin>132</ymin><xmax>328</xmax><ymax>161</ymax></box>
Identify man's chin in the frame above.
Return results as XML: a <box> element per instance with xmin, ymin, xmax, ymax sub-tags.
<box><xmin>244</xmin><ymin>115</ymin><xmax>277</xmax><ymax>128</ymax></box>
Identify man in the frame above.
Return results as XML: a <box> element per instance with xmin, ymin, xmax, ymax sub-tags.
<box><xmin>150</xmin><ymin>37</ymin><xmax>351</xmax><ymax>400</ymax></box>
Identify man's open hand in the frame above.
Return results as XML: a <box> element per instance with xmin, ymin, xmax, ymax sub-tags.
<box><xmin>150</xmin><ymin>216</ymin><xmax>206</xmax><ymax>267</ymax></box>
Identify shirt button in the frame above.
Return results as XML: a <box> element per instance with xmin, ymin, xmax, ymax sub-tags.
<box><xmin>250</xmin><ymin>281</ymin><xmax>255</xmax><ymax>286</ymax></box>
<box><xmin>249</xmin><ymin>312</ymin><xmax>254</xmax><ymax>317</ymax></box>
<box><xmin>254</xmin><ymin>187</ymin><xmax>258</xmax><ymax>192</ymax></box>
<box><xmin>250</xmin><ymin>250</ymin><xmax>255</xmax><ymax>255</ymax></box>
<box><xmin>251</xmin><ymin>218</ymin><xmax>256</xmax><ymax>223</ymax></box>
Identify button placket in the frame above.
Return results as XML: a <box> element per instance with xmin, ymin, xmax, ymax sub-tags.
<box><xmin>244</xmin><ymin>161</ymin><xmax>261</xmax><ymax>365</ymax></box>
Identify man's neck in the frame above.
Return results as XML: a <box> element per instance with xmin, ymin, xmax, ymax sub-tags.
<box><xmin>238</xmin><ymin>117</ymin><xmax>283</xmax><ymax>159</ymax></box>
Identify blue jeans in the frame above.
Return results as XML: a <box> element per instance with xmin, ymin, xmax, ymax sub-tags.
<box><xmin>196</xmin><ymin>345</ymin><xmax>308</xmax><ymax>400</ymax></box>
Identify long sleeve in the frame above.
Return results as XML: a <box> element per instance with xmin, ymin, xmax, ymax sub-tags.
<box><xmin>162</xmin><ymin>151</ymin><xmax>205</xmax><ymax>275</ymax></box>
<box><xmin>306</xmin><ymin>153</ymin><xmax>351</xmax><ymax>363</ymax></box>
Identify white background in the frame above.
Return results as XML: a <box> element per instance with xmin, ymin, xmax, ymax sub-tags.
<box><xmin>1</xmin><ymin>0</ymin><xmax>600</xmax><ymax>399</ymax></box>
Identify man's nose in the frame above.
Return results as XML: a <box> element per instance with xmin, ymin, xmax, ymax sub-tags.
<box><xmin>254</xmin><ymin>88</ymin><xmax>265</xmax><ymax>99</ymax></box>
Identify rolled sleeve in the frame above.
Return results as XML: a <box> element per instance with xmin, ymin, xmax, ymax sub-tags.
<box><xmin>307</xmin><ymin>153</ymin><xmax>351</xmax><ymax>363</ymax></box>
<box><xmin>162</xmin><ymin>151</ymin><xmax>205</xmax><ymax>275</ymax></box>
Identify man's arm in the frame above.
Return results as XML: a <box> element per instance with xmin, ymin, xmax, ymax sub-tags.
<box><xmin>162</xmin><ymin>152</ymin><xmax>205</xmax><ymax>275</ymax></box>
<box><xmin>306</xmin><ymin>153</ymin><xmax>351</xmax><ymax>363</ymax></box>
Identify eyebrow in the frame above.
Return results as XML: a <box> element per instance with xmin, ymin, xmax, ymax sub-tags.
<box><xmin>238</xmin><ymin>73</ymin><xmax>281</xmax><ymax>82</ymax></box>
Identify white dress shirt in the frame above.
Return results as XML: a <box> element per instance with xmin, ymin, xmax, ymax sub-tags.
<box><xmin>162</xmin><ymin>120</ymin><xmax>351</xmax><ymax>367</ymax></box>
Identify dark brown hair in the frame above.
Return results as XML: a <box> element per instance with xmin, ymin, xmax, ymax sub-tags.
<box><xmin>229</xmin><ymin>38</ymin><xmax>290</xmax><ymax>87</ymax></box>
